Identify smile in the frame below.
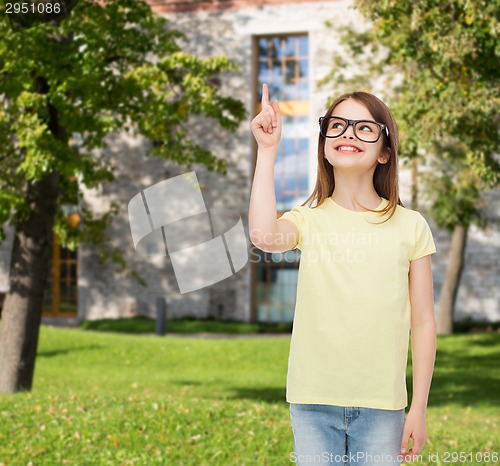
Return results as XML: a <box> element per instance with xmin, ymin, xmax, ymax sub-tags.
<box><xmin>335</xmin><ymin>145</ymin><xmax>362</xmax><ymax>153</ymax></box>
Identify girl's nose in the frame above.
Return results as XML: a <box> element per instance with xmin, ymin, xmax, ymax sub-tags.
<box><xmin>343</xmin><ymin>127</ymin><xmax>356</xmax><ymax>139</ymax></box>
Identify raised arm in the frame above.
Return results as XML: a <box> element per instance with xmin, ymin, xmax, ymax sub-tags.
<box><xmin>248</xmin><ymin>83</ymin><xmax>298</xmax><ymax>252</ymax></box>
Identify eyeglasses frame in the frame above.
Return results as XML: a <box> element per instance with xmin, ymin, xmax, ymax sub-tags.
<box><xmin>318</xmin><ymin>116</ymin><xmax>390</xmax><ymax>146</ymax></box>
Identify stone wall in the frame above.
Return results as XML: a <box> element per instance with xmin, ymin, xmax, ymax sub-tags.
<box><xmin>149</xmin><ymin>0</ymin><xmax>329</xmax><ymax>14</ymax></box>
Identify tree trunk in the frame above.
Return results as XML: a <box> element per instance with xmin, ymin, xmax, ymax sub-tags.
<box><xmin>436</xmin><ymin>224</ymin><xmax>468</xmax><ymax>336</ymax></box>
<box><xmin>0</xmin><ymin>171</ymin><xmax>60</xmax><ymax>393</ymax></box>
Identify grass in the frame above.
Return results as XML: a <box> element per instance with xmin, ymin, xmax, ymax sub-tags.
<box><xmin>0</xmin><ymin>327</ymin><xmax>498</xmax><ymax>465</ymax></box>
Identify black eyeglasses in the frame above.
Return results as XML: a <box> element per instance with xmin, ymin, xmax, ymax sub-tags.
<box><xmin>319</xmin><ymin>116</ymin><xmax>390</xmax><ymax>145</ymax></box>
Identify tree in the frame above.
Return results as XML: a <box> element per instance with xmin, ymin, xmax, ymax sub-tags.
<box><xmin>321</xmin><ymin>0</ymin><xmax>500</xmax><ymax>334</ymax></box>
<box><xmin>0</xmin><ymin>0</ymin><xmax>246</xmax><ymax>393</ymax></box>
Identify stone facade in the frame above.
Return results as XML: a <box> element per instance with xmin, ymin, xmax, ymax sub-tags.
<box><xmin>0</xmin><ymin>0</ymin><xmax>498</xmax><ymax>324</ymax></box>
<box><xmin>149</xmin><ymin>0</ymin><xmax>330</xmax><ymax>14</ymax></box>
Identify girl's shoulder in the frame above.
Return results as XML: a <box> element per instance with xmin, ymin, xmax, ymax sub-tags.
<box><xmin>396</xmin><ymin>203</ymin><xmax>429</xmax><ymax>219</ymax></box>
<box><xmin>393</xmin><ymin>204</ymin><xmax>433</xmax><ymax>232</ymax></box>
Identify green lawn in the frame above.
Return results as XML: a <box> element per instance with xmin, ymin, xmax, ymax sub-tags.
<box><xmin>0</xmin><ymin>327</ymin><xmax>498</xmax><ymax>465</ymax></box>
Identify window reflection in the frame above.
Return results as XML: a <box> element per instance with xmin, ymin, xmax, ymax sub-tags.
<box><xmin>254</xmin><ymin>248</ymin><xmax>301</xmax><ymax>322</ymax></box>
<box><xmin>254</xmin><ymin>34</ymin><xmax>309</xmax><ymax>323</ymax></box>
<box><xmin>256</xmin><ymin>34</ymin><xmax>309</xmax><ymax>212</ymax></box>
<box><xmin>257</xmin><ymin>36</ymin><xmax>309</xmax><ymax>105</ymax></box>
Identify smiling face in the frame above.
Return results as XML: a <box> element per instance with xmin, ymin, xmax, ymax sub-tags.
<box><xmin>323</xmin><ymin>98</ymin><xmax>389</xmax><ymax>171</ymax></box>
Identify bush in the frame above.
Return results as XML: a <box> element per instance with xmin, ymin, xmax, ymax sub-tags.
<box><xmin>78</xmin><ymin>316</ymin><xmax>293</xmax><ymax>334</ymax></box>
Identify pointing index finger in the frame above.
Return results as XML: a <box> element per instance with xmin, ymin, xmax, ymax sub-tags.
<box><xmin>262</xmin><ymin>83</ymin><xmax>270</xmax><ymax>108</ymax></box>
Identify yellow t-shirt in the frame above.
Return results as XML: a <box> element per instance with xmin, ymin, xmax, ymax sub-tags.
<box><xmin>278</xmin><ymin>196</ymin><xmax>437</xmax><ymax>410</ymax></box>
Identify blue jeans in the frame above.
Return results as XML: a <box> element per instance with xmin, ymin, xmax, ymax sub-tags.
<box><xmin>290</xmin><ymin>403</ymin><xmax>405</xmax><ymax>465</ymax></box>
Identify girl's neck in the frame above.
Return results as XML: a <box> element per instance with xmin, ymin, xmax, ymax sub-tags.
<box><xmin>330</xmin><ymin>174</ymin><xmax>382</xmax><ymax>212</ymax></box>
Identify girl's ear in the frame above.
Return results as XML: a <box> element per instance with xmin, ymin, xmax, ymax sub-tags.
<box><xmin>378</xmin><ymin>148</ymin><xmax>391</xmax><ymax>165</ymax></box>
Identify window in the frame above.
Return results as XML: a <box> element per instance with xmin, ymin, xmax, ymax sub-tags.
<box><xmin>254</xmin><ymin>249</ymin><xmax>300</xmax><ymax>322</ymax></box>
<box><xmin>42</xmin><ymin>234</ymin><xmax>78</xmax><ymax>317</ymax></box>
<box><xmin>256</xmin><ymin>35</ymin><xmax>309</xmax><ymax>211</ymax></box>
<box><xmin>253</xmin><ymin>34</ymin><xmax>309</xmax><ymax>323</ymax></box>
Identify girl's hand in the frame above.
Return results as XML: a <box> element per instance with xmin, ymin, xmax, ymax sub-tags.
<box><xmin>398</xmin><ymin>408</ymin><xmax>427</xmax><ymax>463</ymax></box>
<box><xmin>251</xmin><ymin>83</ymin><xmax>282</xmax><ymax>153</ymax></box>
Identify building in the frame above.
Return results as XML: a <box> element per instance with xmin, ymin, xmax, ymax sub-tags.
<box><xmin>0</xmin><ymin>0</ymin><xmax>498</xmax><ymax>325</ymax></box>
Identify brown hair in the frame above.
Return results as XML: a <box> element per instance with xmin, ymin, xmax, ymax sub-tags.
<box><xmin>301</xmin><ymin>91</ymin><xmax>404</xmax><ymax>223</ymax></box>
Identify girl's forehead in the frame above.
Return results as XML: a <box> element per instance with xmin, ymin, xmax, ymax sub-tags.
<box><xmin>332</xmin><ymin>99</ymin><xmax>375</xmax><ymax>121</ymax></box>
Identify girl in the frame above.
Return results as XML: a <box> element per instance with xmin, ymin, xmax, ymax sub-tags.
<box><xmin>249</xmin><ymin>83</ymin><xmax>437</xmax><ymax>465</ymax></box>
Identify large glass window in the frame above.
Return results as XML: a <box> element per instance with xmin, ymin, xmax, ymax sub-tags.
<box><xmin>256</xmin><ymin>35</ymin><xmax>309</xmax><ymax>211</ymax></box>
<box><xmin>253</xmin><ymin>34</ymin><xmax>309</xmax><ymax>323</ymax></box>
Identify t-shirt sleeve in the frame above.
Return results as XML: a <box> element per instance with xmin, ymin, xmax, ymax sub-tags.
<box><xmin>410</xmin><ymin>213</ymin><xmax>437</xmax><ymax>261</ymax></box>
<box><xmin>277</xmin><ymin>206</ymin><xmax>306</xmax><ymax>250</ymax></box>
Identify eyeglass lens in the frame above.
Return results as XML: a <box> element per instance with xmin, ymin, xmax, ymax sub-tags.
<box><xmin>321</xmin><ymin>117</ymin><xmax>382</xmax><ymax>142</ymax></box>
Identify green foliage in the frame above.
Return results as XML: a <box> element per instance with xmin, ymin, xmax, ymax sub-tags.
<box><xmin>0</xmin><ymin>0</ymin><xmax>246</xmax><ymax>279</ymax></box>
<box><xmin>79</xmin><ymin>316</ymin><xmax>294</xmax><ymax>334</ymax></box>
<box><xmin>321</xmin><ymin>0</ymin><xmax>499</xmax><ymax>229</ymax></box>
<box><xmin>79</xmin><ymin>315</ymin><xmax>495</xmax><ymax>335</ymax></box>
